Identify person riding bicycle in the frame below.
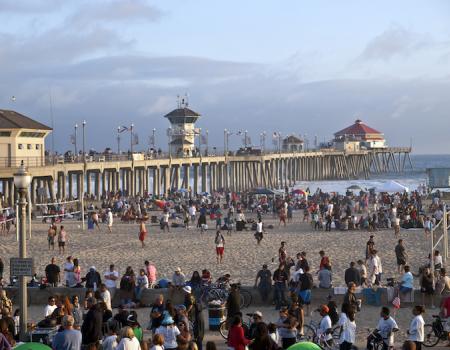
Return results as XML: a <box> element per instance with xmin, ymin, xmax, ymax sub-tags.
<box><xmin>216</xmin><ymin>273</ymin><xmax>231</xmax><ymax>288</ymax></box>
<box><xmin>317</xmin><ymin>304</ymin><xmax>333</xmax><ymax>346</ymax></box>
<box><xmin>366</xmin><ymin>307</ymin><xmax>399</xmax><ymax>350</ymax></box>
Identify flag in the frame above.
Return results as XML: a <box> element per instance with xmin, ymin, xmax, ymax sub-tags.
<box><xmin>118</xmin><ymin>126</ymin><xmax>129</xmax><ymax>133</ymax></box>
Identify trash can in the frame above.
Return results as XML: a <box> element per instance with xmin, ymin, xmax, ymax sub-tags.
<box><xmin>208</xmin><ymin>302</ymin><xmax>225</xmax><ymax>331</ymax></box>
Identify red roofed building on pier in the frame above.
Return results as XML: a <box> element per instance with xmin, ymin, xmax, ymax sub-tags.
<box><xmin>333</xmin><ymin>119</ymin><xmax>386</xmax><ymax>151</ymax></box>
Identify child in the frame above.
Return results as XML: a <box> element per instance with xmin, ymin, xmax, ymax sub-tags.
<box><xmin>102</xmin><ymin>320</ymin><xmax>119</xmax><ymax>350</ymax></box>
<box><xmin>357</xmin><ymin>260</ymin><xmax>368</xmax><ymax>287</ymax></box>
<box><xmin>150</xmin><ymin>333</ymin><xmax>164</xmax><ymax>350</ymax></box>
<box><xmin>268</xmin><ymin>323</ymin><xmax>279</xmax><ymax>345</ymax></box>
<box><xmin>407</xmin><ymin>305</ymin><xmax>425</xmax><ymax>350</ymax></box>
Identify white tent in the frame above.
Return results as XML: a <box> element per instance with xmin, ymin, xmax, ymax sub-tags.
<box><xmin>376</xmin><ymin>180</ymin><xmax>409</xmax><ymax>193</ymax></box>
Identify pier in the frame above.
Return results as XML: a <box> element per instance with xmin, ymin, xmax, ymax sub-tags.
<box><xmin>0</xmin><ymin>147</ymin><xmax>412</xmax><ymax>206</ymax></box>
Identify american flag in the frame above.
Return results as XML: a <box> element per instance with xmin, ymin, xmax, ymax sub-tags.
<box><xmin>118</xmin><ymin>126</ymin><xmax>129</xmax><ymax>133</ymax></box>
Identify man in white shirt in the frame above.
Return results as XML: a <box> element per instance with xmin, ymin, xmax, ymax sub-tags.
<box><xmin>367</xmin><ymin>307</ymin><xmax>398</xmax><ymax>350</ymax></box>
<box><xmin>100</xmin><ymin>283</ymin><xmax>112</xmax><ymax>310</ymax></box>
<box><xmin>44</xmin><ymin>296</ymin><xmax>57</xmax><ymax>317</ymax></box>
<box><xmin>104</xmin><ymin>264</ymin><xmax>119</xmax><ymax>299</ymax></box>
<box><xmin>318</xmin><ymin>304</ymin><xmax>333</xmax><ymax>343</ymax></box>
<box><xmin>170</xmin><ymin>267</ymin><xmax>185</xmax><ymax>298</ymax></box>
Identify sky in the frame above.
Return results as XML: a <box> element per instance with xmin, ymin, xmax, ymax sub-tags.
<box><xmin>0</xmin><ymin>0</ymin><xmax>449</xmax><ymax>154</ymax></box>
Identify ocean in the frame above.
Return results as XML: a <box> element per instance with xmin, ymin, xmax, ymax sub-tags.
<box><xmin>293</xmin><ymin>154</ymin><xmax>450</xmax><ymax>193</ymax></box>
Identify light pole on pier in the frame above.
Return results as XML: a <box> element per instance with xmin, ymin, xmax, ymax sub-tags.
<box><xmin>82</xmin><ymin>120</ymin><xmax>86</xmax><ymax>161</ymax></box>
<box><xmin>260</xmin><ymin>131</ymin><xmax>266</xmax><ymax>154</ymax></box>
<box><xmin>74</xmin><ymin>124</ymin><xmax>78</xmax><ymax>158</ymax></box>
<box><xmin>13</xmin><ymin>161</ymin><xmax>32</xmax><ymax>341</ymax></box>
<box><xmin>152</xmin><ymin>128</ymin><xmax>156</xmax><ymax>149</ymax></box>
<box><xmin>130</xmin><ymin>123</ymin><xmax>134</xmax><ymax>155</ymax></box>
<box><xmin>117</xmin><ymin>126</ymin><xmax>121</xmax><ymax>154</ymax></box>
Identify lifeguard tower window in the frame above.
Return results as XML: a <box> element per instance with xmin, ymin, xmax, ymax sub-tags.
<box><xmin>427</xmin><ymin>168</ymin><xmax>450</xmax><ymax>189</ymax></box>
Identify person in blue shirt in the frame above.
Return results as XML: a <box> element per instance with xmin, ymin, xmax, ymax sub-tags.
<box><xmin>400</xmin><ymin>265</ymin><xmax>414</xmax><ymax>294</ymax></box>
<box><xmin>52</xmin><ymin>315</ymin><xmax>82</xmax><ymax>350</ymax></box>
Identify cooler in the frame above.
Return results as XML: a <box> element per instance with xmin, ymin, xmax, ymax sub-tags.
<box><xmin>208</xmin><ymin>302</ymin><xmax>225</xmax><ymax>331</ymax></box>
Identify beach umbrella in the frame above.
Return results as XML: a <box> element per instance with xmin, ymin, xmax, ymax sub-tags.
<box><xmin>15</xmin><ymin>343</ymin><xmax>52</xmax><ymax>350</ymax></box>
<box><xmin>287</xmin><ymin>342</ymin><xmax>321</xmax><ymax>350</ymax></box>
<box><xmin>347</xmin><ymin>185</ymin><xmax>364</xmax><ymax>191</ymax></box>
<box><xmin>154</xmin><ymin>200</ymin><xmax>166</xmax><ymax>209</ymax></box>
<box><xmin>292</xmin><ymin>189</ymin><xmax>306</xmax><ymax>195</ymax></box>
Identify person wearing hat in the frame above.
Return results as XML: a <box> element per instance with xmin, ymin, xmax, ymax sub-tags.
<box><xmin>155</xmin><ymin>312</ymin><xmax>181</xmax><ymax>350</ymax></box>
<box><xmin>170</xmin><ymin>268</ymin><xmax>186</xmax><ymax>298</ymax></box>
<box><xmin>182</xmin><ymin>285</ymin><xmax>196</xmax><ymax>321</ymax></box>
<box><xmin>85</xmin><ymin>266</ymin><xmax>102</xmax><ymax>290</ymax></box>
<box><xmin>248</xmin><ymin>311</ymin><xmax>264</xmax><ymax>340</ymax></box>
<box><xmin>127</xmin><ymin>311</ymin><xmax>143</xmax><ymax>342</ymax></box>
<box><xmin>317</xmin><ymin>304</ymin><xmax>333</xmax><ymax>346</ymax></box>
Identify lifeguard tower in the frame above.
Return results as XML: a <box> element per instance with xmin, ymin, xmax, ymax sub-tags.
<box><xmin>164</xmin><ymin>96</ymin><xmax>201</xmax><ymax>157</ymax></box>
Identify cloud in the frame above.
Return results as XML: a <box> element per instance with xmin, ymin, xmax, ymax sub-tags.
<box><xmin>0</xmin><ymin>0</ymin><xmax>63</xmax><ymax>13</ymax></box>
<box><xmin>359</xmin><ymin>25</ymin><xmax>433</xmax><ymax>61</ymax></box>
<box><xmin>68</xmin><ymin>0</ymin><xmax>163</xmax><ymax>27</ymax></box>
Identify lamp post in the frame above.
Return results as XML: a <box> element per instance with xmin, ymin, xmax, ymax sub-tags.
<box><xmin>13</xmin><ymin>161</ymin><xmax>32</xmax><ymax>341</ymax></box>
<box><xmin>117</xmin><ymin>126</ymin><xmax>121</xmax><ymax>155</ymax></box>
<box><xmin>152</xmin><ymin>128</ymin><xmax>156</xmax><ymax>149</ymax></box>
<box><xmin>244</xmin><ymin>130</ymin><xmax>248</xmax><ymax>148</ymax></box>
<box><xmin>74</xmin><ymin>124</ymin><xmax>78</xmax><ymax>158</ymax></box>
<box><xmin>130</xmin><ymin>123</ymin><xmax>134</xmax><ymax>155</ymax></box>
<box><xmin>206</xmin><ymin>130</ymin><xmax>209</xmax><ymax>156</ymax></box>
<box><xmin>223</xmin><ymin>129</ymin><xmax>227</xmax><ymax>156</ymax></box>
<box><xmin>168</xmin><ymin>127</ymin><xmax>172</xmax><ymax>157</ymax></box>
<box><xmin>260</xmin><ymin>131</ymin><xmax>266</xmax><ymax>154</ymax></box>
<box><xmin>82</xmin><ymin>120</ymin><xmax>86</xmax><ymax>161</ymax></box>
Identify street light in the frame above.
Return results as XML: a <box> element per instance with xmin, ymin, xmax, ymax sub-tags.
<box><xmin>152</xmin><ymin>128</ymin><xmax>156</xmax><ymax>149</ymax></box>
<box><xmin>260</xmin><ymin>131</ymin><xmax>266</xmax><ymax>154</ymax></box>
<box><xmin>74</xmin><ymin>124</ymin><xmax>78</xmax><ymax>157</ymax></box>
<box><xmin>13</xmin><ymin>161</ymin><xmax>32</xmax><ymax>341</ymax></box>
<box><xmin>82</xmin><ymin>120</ymin><xmax>86</xmax><ymax>161</ymax></box>
<box><xmin>168</xmin><ymin>127</ymin><xmax>172</xmax><ymax>157</ymax></box>
<box><xmin>130</xmin><ymin>123</ymin><xmax>134</xmax><ymax>155</ymax></box>
<box><xmin>205</xmin><ymin>130</ymin><xmax>209</xmax><ymax>156</ymax></box>
<box><xmin>244</xmin><ymin>130</ymin><xmax>248</xmax><ymax>148</ymax></box>
<box><xmin>223</xmin><ymin>129</ymin><xmax>227</xmax><ymax>156</ymax></box>
<box><xmin>117</xmin><ymin>126</ymin><xmax>121</xmax><ymax>154</ymax></box>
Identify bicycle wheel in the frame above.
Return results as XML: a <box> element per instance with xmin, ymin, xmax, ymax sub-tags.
<box><xmin>219</xmin><ymin>320</ymin><xmax>229</xmax><ymax>339</ymax></box>
<box><xmin>240</xmin><ymin>289</ymin><xmax>252</xmax><ymax>309</ymax></box>
<box><xmin>332</xmin><ymin>325</ymin><xmax>341</xmax><ymax>340</ymax></box>
<box><xmin>423</xmin><ymin>324</ymin><xmax>440</xmax><ymax>347</ymax></box>
<box><xmin>300</xmin><ymin>325</ymin><xmax>316</xmax><ymax>342</ymax></box>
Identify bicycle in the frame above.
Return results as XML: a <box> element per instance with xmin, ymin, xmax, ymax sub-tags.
<box><xmin>199</xmin><ymin>282</ymin><xmax>252</xmax><ymax>309</ymax></box>
<box><xmin>299</xmin><ymin>318</ymin><xmax>339</xmax><ymax>350</ymax></box>
<box><xmin>366</xmin><ymin>328</ymin><xmax>387</xmax><ymax>350</ymax></box>
<box><xmin>423</xmin><ymin>315</ymin><xmax>448</xmax><ymax>347</ymax></box>
<box><xmin>219</xmin><ymin>312</ymin><xmax>253</xmax><ymax>339</ymax></box>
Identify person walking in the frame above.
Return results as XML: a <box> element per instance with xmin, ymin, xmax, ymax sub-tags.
<box><xmin>395</xmin><ymin>239</ymin><xmax>407</xmax><ymax>274</ymax></box>
<box><xmin>106</xmin><ymin>208</ymin><xmax>113</xmax><ymax>233</ymax></box>
<box><xmin>214</xmin><ymin>230</ymin><xmax>225</xmax><ymax>264</ymax></box>
<box><xmin>57</xmin><ymin>225</ymin><xmax>67</xmax><ymax>254</ymax></box>
<box><xmin>254</xmin><ymin>264</ymin><xmax>272</xmax><ymax>304</ymax></box>
<box><xmin>254</xmin><ymin>218</ymin><xmax>264</xmax><ymax>245</ymax></box>
<box><xmin>407</xmin><ymin>305</ymin><xmax>425</xmax><ymax>350</ymax></box>
<box><xmin>273</xmin><ymin>263</ymin><xmax>288</xmax><ymax>310</ymax></box>
<box><xmin>138</xmin><ymin>219</ymin><xmax>147</xmax><ymax>248</ymax></box>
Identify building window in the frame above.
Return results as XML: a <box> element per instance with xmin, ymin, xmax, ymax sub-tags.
<box><xmin>27</xmin><ymin>144</ymin><xmax>32</xmax><ymax>150</ymax></box>
<box><xmin>0</xmin><ymin>131</ymin><xmax>11</xmax><ymax>137</ymax></box>
<box><xmin>19</xmin><ymin>131</ymin><xmax>46</xmax><ymax>138</ymax></box>
<box><xmin>18</xmin><ymin>144</ymin><xmax>23</xmax><ymax>149</ymax></box>
<box><xmin>36</xmin><ymin>144</ymin><xmax>41</xmax><ymax>150</ymax></box>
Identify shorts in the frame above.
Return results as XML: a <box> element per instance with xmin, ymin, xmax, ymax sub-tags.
<box><xmin>400</xmin><ymin>286</ymin><xmax>412</xmax><ymax>294</ymax></box>
<box><xmin>298</xmin><ymin>289</ymin><xmax>311</xmax><ymax>304</ymax></box>
<box><xmin>58</xmin><ymin>241</ymin><xmax>65</xmax><ymax>247</ymax></box>
<box><xmin>48</xmin><ymin>237</ymin><xmax>54</xmax><ymax>245</ymax></box>
<box><xmin>216</xmin><ymin>247</ymin><xmax>224</xmax><ymax>256</ymax></box>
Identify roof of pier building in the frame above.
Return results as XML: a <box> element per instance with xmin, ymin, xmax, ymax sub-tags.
<box><xmin>164</xmin><ymin>107</ymin><xmax>201</xmax><ymax>124</ymax></box>
<box><xmin>334</xmin><ymin>119</ymin><xmax>384</xmax><ymax>141</ymax></box>
<box><xmin>283</xmin><ymin>135</ymin><xmax>304</xmax><ymax>144</ymax></box>
<box><xmin>0</xmin><ymin>109</ymin><xmax>52</xmax><ymax>130</ymax></box>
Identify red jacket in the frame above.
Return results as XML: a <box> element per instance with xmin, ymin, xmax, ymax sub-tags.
<box><xmin>228</xmin><ymin>325</ymin><xmax>251</xmax><ymax>350</ymax></box>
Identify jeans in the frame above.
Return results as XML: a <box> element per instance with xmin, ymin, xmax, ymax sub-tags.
<box><xmin>274</xmin><ymin>282</ymin><xmax>287</xmax><ymax>309</ymax></box>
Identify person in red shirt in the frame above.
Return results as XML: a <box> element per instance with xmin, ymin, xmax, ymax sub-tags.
<box><xmin>228</xmin><ymin>315</ymin><xmax>251</xmax><ymax>350</ymax></box>
<box><xmin>319</xmin><ymin>250</ymin><xmax>330</xmax><ymax>271</ymax></box>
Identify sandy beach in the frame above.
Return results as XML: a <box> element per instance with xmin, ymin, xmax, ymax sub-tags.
<box><xmin>0</xmin><ymin>209</ymin><xmax>442</xmax><ymax>347</ymax></box>
<box><xmin>0</xmin><ymin>210</ymin><xmax>432</xmax><ymax>288</ymax></box>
